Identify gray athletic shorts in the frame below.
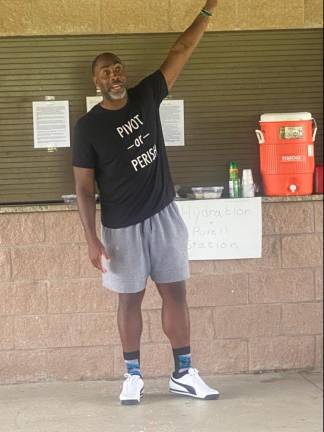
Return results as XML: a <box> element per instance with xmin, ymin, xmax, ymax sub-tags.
<box><xmin>101</xmin><ymin>201</ymin><xmax>190</xmax><ymax>294</ymax></box>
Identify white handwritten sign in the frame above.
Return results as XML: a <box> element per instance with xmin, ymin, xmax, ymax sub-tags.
<box><xmin>176</xmin><ymin>198</ymin><xmax>262</xmax><ymax>260</ymax></box>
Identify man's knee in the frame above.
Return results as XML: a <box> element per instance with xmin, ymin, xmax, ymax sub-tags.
<box><xmin>118</xmin><ymin>290</ymin><xmax>145</xmax><ymax>310</ymax></box>
<box><xmin>157</xmin><ymin>281</ymin><xmax>187</xmax><ymax>304</ymax></box>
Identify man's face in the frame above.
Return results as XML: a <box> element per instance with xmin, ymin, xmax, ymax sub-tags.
<box><xmin>93</xmin><ymin>58</ymin><xmax>127</xmax><ymax>101</ymax></box>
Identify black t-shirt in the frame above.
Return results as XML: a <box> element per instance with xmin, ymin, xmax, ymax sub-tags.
<box><xmin>72</xmin><ymin>70</ymin><xmax>175</xmax><ymax>228</ymax></box>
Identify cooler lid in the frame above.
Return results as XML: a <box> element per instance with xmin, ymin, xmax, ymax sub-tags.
<box><xmin>260</xmin><ymin>112</ymin><xmax>312</xmax><ymax>122</ymax></box>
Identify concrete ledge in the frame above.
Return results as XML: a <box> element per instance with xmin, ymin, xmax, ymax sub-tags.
<box><xmin>0</xmin><ymin>195</ymin><xmax>322</xmax><ymax>214</ymax></box>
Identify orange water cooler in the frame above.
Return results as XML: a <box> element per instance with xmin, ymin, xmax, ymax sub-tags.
<box><xmin>255</xmin><ymin>112</ymin><xmax>317</xmax><ymax>196</ymax></box>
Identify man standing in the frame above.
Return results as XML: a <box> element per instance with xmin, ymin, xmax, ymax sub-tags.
<box><xmin>73</xmin><ymin>1</ymin><xmax>220</xmax><ymax>405</ymax></box>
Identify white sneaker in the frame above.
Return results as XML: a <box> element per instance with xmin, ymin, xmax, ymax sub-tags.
<box><xmin>169</xmin><ymin>368</ymin><xmax>220</xmax><ymax>400</ymax></box>
<box><xmin>119</xmin><ymin>373</ymin><xmax>144</xmax><ymax>405</ymax></box>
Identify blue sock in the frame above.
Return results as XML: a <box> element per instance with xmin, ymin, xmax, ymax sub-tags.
<box><xmin>173</xmin><ymin>346</ymin><xmax>192</xmax><ymax>378</ymax></box>
<box><xmin>123</xmin><ymin>351</ymin><xmax>142</xmax><ymax>377</ymax></box>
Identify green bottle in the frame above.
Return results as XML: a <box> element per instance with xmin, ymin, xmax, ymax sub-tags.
<box><xmin>229</xmin><ymin>162</ymin><xmax>240</xmax><ymax>198</ymax></box>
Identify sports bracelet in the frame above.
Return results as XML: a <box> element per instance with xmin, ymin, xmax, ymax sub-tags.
<box><xmin>200</xmin><ymin>8</ymin><xmax>213</xmax><ymax>17</ymax></box>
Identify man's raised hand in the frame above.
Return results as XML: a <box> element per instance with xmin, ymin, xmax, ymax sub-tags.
<box><xmin>204</xmin><ymin>0</ymin><xmax>218</xmax><ymax>12</ymax></box>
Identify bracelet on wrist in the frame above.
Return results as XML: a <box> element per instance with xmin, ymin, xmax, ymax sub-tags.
<box><xmin>200</xmin><ymin>8</ymin><xmax>213</xmax><ymax>17</ymax></box>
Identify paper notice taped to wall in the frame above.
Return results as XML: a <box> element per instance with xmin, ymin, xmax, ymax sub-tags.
<box><xmin>160</xmin><ymin>100</ymin><xmax>185</xmax><ymax>146</ymax></box>
<box><xmin>86</xmin><ymin>96</ymin><xmax>103</xmax><ymax>112</ymax></box>
<box><xmin>32</xmin><ymin>100</ymin><xmax>70</xmax><ymax>148</ymax></box>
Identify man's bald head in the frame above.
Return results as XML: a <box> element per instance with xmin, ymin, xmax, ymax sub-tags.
<box><xmin>92</xmin><ymin>52</ymin><xmax>122</xmax><ymax>76</ymax></box>
<box><xmin>92</xmin><ymin>52</ymin><xmax>127</xmax><ymax>103</ymax></box>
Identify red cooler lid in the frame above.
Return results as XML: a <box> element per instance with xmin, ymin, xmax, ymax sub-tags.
<box><xmin>260</xmin><ymin>112</ymin><xmax>312</xmax><ymax>122</ymax></box>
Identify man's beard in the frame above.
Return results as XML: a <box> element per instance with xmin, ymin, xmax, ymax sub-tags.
<box><xmin>107</xmin><ymin>87</ymin><xmax>127</xmax><ymax>100</ymax></box>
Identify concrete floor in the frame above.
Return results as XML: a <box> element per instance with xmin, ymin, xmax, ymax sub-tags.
<box><xmin>0</xmin><ymin>371</ymin><xmax>322</xmax><ymax>432</ymax></box>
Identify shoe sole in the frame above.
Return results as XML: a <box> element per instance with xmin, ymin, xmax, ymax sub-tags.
<box><xmin>120</xmin><ymin>390</ymin><xmax>144</xmax><ymax>406</ymax></box>
<box><xmin>169</xmin><ymin>389</ymin><xmax>220</xmax><ymax>400</ymax></box>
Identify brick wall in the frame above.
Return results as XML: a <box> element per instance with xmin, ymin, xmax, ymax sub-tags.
<box><xmin>0</xmin><ymin>199</ymin><xmax>323</xmax><ymax>384</ymax></box>
<box><xmin>0</xmin><ymin>0</ymin><xmax>322</xmax><ymax>37</ymax></box>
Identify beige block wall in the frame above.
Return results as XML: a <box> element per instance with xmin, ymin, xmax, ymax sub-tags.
<box><xmin>0</xmin><ymin>199</ymin><xmax>323</xmax><ymax>384</ymax></box>
<box><xmin>0</xmin><ymin>0</ymin><xmax>322</xmax><ymax>37</ymax></box>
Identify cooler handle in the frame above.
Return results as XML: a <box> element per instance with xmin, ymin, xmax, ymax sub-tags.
<box><xmin>312</xmin><ymin>118</ymin><xmax>318</xmax><ymax>142</ymax></box>
<box><xmin>255</xmin><ymin>129</ymin><xmax>265</xmax><ymax>144</ymax></box>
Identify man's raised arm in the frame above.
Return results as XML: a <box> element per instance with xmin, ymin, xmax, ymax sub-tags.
<box><xmin>160</xmin><ymin>0</ymin><xmax>218</xmax><ymax>91</ymax></box>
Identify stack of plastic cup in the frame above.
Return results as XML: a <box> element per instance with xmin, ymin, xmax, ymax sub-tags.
<box><xmin>242</xmin><ymin>169</ymin><xmax>255</xmax><ymax>198</ymax></box>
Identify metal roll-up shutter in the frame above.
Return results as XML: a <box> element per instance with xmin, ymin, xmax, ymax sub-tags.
<box><xmin>0</xmin><ymin>29</ymin><xmax>322</xmax><ymax>203</ymax></box>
